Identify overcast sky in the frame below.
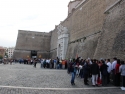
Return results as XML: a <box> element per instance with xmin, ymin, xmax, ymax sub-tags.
<box><xmin>0</xmin><ymin>0</ymin><xmax>71</xmax><ymax>47</ymax></box>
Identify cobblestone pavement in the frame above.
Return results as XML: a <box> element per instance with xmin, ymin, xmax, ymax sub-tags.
<box><xmin>0</xmin><ymin>63</ymin><xmax>124</xmax><ymax>94</ymax></box>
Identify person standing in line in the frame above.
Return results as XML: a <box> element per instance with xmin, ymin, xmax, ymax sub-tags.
<box><xmin>50</xmin><ymin>59</ymin><xmax>53</xmax><ymax>69</ymax></box>
<box><xmin>33</xmin><ymin>59</ymin><xmax>35</xmax><ymax>67</ymax></box>
<box><xmin>57</xmin><ymin>57</ymin><xmax>60</xmax><ymax>69</ymax></box>
<box><xmin>97</xmin><ymin>61</ymin><xmax>102</xmax><ymax>85</ymax></box>
<box><xmin>59</xmin><ymin>60</ymin><xmax>62</xmax><ymax>69</ymax></box>
<box><xmin>70</xmin><ymin>59</ymin><xmax>77</xmax><ymax>85</ymax></box>
<box><xmin>48</xmin><ymin>59</ymin><xmax>50</xmax><ymax>68</ymax></box>
<box><xmin>106</xmin><ymin>59</ymin><xmax>112</xmax><ymax>84</ymax></box>
<box><xmin>119</xmin><ymin>61</ymin><xmax>125</xmax><ymax>90</ymax></box>
<box><xmin>114</xmin><ymin>59</ymin><xmax>121</xmax><ymax>86</ymax></box>
<box><xmin>40</xmin><ymin>59</ymin><xmax>44</xmax><ymax>68</ymax></box>
<box><xmin>46</xmin><ymin>59</ymin><xmax>50</xmax><ymax>68</ymax></box>
<box><xmin>83</xmin><ymin>60</ymin><xmax>90</xmax><ymax>85</ymax></box>
<box><xmin>33</xmin><ymin>58</ymin><xmax>37</xmax><ymax>68</ymax></box>
<box><xmin>100</xmin><ymin>60</ymin><xmax>108</xmax><ymax>86</ymax></box>
<box><xmin>62</xmin><ymin>60</ymin><xmax>65</xmax><ymax>69</ymax></box>
<box><xmin>112</xmin><ymin>57</ymin><xmax>117</xmax><ymax>85</ymax></box>
<box><xmin>54</xmin><ymin>59</ymin><xmax>57</xmax><ymax>69</ymax></box>
<box><xmin>46</xmin><ymin>59</ymin><xmax>48</xmax><ymax>68</ymax></box>
<box><xmin>91</xmin><ymin>59</ymin><xmax>99</xmax><ymax>86</ymax></box>
<box><xmin>30</xmin><ymin>59</ymin><xmax>33</xmax><ymax>65</ymax></box>
<box><xmin>10</xmin><ymin>59</ymin><xmax>13</xmax><ymax>65</ymax></box>
<box><xmin>43</xmin><ymin>59</ymin><xmax>46</xmax><ymax>68</ymax></box>
<box><xmin>65</xmin><ymin>59</ymin><xmax>67</xmax><ymax>69</ymax></box>
<box><xmin>52</xmin><ymin>59</ymin><xmax>54</xmax><ymax>68</ymax></box>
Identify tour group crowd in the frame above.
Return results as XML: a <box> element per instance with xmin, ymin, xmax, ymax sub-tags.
<box><xmin>1</xmin><ymin>57</ymin><xmax>125</xmax><ymax>90</ymax></box>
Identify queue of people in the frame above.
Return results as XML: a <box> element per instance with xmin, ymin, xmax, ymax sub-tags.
<box><xmin>1</xmin><ymin>58</ymin><xmax>68</xmax><ymax>69</ymax></box>
<box><xmin>67</xmin><ymin>57</ymin><xmax>125</xmax><ymax>90</ymax></box>
<box><xmin>0</xmin><ymin>59</ymin><xmax>15</xmax><ymax>64</ymax></box>
<box><xmin>40</xmin><ymin>58</ymin><xmax>67</xmax><ymax>69</ymax></box>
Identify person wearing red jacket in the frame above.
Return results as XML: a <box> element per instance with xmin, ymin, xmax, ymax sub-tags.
<box><xmin>115</xmin><ymin>59</ymin><xmax>121</xmax><ymax>86</ymax></box>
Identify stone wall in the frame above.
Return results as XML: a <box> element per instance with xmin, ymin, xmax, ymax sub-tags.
<box><xmin>106</xmin><ymin>0</ymin><xmax>120</xmax><ymax>7</ymax></box>
<box><xmin>13</xmin><ymin>50</ymin><xmax>50</xmax><ymax>59</ymax></box>
<box><xmin>94</xmin><ymin>0</ymin><xmax>125</xmax><ymax>60</ymax></box>
<box><xmin>66</xmin><ymin>33</ymin><xmax>100</xmax><ymax>59</ymax></box>
<box><xmin>60</xmin><ymin>0</ymin><xmax>107</xmax><ymax>59</ymax></box>
<box><xmin>15</xmin><ymin>30</ymin><xmax>51</xmax><ymax>51</ymax></box>
<box><xmin>68</xmin><ymin>0</ymin><xmax>82</xmax><ymax>15</ymax></box>
<box><xmin>50</xmin><ymin>27</ymin><xmax>58</xmax><ymax>59</ymax></box>
<box><xmin>13</xmin><ymin>50</ymin><xmax>30</xmax><ymax>59</ymax></box>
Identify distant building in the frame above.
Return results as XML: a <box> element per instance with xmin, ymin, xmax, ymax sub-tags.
<box><xmin>6</xmin><ymin>47</ymin><xmax>15</xmax><ymax>59</ymax></box>
<box><xmin>0</xmin><ymin>46</ymin><xmax>5</xmax><ymax>59</ymax></box>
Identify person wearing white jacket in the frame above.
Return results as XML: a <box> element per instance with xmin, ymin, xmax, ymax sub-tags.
<box><xmin>106</xmin><ymin>59</ymin><xmax>112</xmax><ymax>84</ymax></box>
<box><xmin>112</xmin><ymin>57</ymin><xmax>117</xmax><ymax>85</ymax></box>
<box><xmin>119</xmin><ymin>61</ymin><xmax>125</xmax><ymax>90</ymax></box>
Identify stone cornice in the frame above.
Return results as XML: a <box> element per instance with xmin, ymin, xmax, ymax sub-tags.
<box><xmin>104</xmin><ymin>0</ymin><xmax>122</xmax><ymax>14</ymax></box>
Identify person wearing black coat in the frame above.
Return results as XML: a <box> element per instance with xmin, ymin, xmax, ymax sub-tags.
<box><xmin>90</xmin><ymin>59</ymin><xmax>99</xmax><ymax>86</ymax></box>
<box><xmin>33</xmin><ymin>58</ymin><xmax>37</xmax><ymax>68</ymax></box>
<box><xmin>100</xmin><ymin>60</ymin><xmax>108</xmax><ymax>86</ymax></box>
<box><xmin>70</xmin><ymin>60</ymin><xmax>77</xmax><ymax>85</ymax></box>
<box><xmin>83</xmin><ymin>60</ymin><xmax>90</xmax><ymax>85</ymax></box>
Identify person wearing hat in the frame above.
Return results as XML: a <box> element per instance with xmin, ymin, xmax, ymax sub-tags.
<box><xmin>119</xmin><ymin>61</ymin><xmax>125</xmax><ymax>90</ymax></box>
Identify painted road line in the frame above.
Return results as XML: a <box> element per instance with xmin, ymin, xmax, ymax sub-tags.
<box><xmin>0</xmin><ymin>85</ymin><xmax>119</xmax><ymax>90</ymax></box>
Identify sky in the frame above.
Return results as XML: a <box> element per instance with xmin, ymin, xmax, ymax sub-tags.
<box><xmin>0</xmin><ymin>0</ymin><xmax>71</xmax><ymax>47</ymax></box>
